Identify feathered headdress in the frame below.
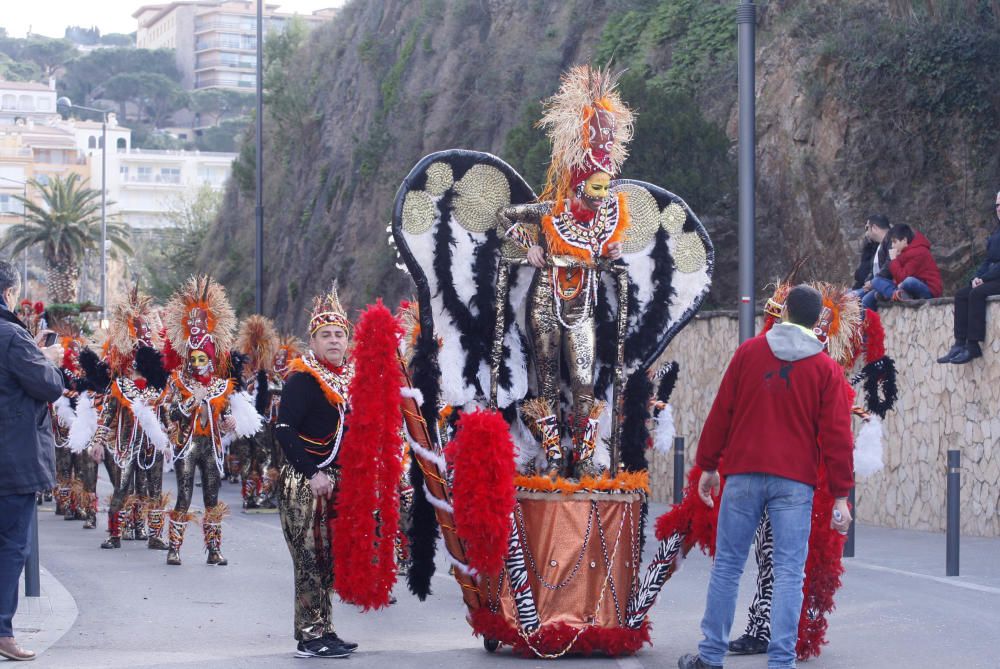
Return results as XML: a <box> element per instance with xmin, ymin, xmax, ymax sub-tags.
<box><xmin>236</xmin><ymin>315</ymin><xmax>278</xmax><ymax>372</ymax></box>
<box><xmin>309</xmin><ymin>283</ymin><xmax>352</xmax><ymax>336</ymax></box>
<box><xmin>812</xmin><ymin>282</ymin><xmax>863</xmax><ymax>369</ymax></box>
<box><xmin>106</xmin><ymin>284</ymin><xmax>159</xmax><ymax>374</ymax></box>
<box><xmin>537</xmin><ymin>65</ymin><xmax>635</xmax><ymax>203</ymax></box>
<box><xmin>163</xmin><ymin>275</ymin><xmax>236</xmax><ymax>365</ymax></box>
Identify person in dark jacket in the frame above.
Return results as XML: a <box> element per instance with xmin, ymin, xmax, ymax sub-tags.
<box><xmin>677</xmin><ymin>285</ymin><xmax>854</xmax><ymax>669</ymax></box>
<box><xmin>852</xmin><ymin>213</ymin><xmax>891</xmax><ymax>291</ymax></box>
<box><xmin>0</xmin><ymin>260</ymin><xmax>64</xmax><ymax>662</ymax></box>
<box><xmin>937</xmin><ymin>191</ymin><xmax>1000</xmax><ymax>365</ymax></box>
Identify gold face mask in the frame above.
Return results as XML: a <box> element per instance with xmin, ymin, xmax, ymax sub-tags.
<box><xmin>583</xmin><ymin>171</ymin><xmax>611</xmax><ymax>201</ymax></box>
<box><xmin>188</xmin><ymin>350</ymin><xmax>211</xmax><ymax>375</ymax></box>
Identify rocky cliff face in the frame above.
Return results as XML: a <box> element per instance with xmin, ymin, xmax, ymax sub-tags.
<box><xmin>202</xmin><ymin>0</ymin><xmax>1000</xmax><ymax>329</ymax></box>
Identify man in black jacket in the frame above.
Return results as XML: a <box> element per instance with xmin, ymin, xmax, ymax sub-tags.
<box><xmin>0</xmin><ymin>261</ymin><xmax>64</xmax><ymax>662</ymax></box>
<box><xmin>853</xmin><ymin>214</ymin><xmax>892</xmax><ymax>292</ymax></box>
<box><xmin>937</xmin><ymin>191</ymin><xmax>1000</xmax><ymax>364</ymax></box>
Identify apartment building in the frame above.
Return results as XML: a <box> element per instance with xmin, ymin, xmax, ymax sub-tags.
<box><xmin>0</xmin><ymin>79</ymin><xmax>59</xmax><ymax>125</ymax></box>
<box><xmin>134</xmin><ymin>1</ymin><xmax>339</xmax><ymax>90</ymax></box>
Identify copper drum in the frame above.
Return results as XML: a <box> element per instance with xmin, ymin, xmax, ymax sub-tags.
<box><xmin>485</xmin><ymin>490</ymin><xmax>643</xmax><ymax>630</ymax></box>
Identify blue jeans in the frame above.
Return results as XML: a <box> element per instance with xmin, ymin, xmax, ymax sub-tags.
<box><xmin>861</xmin><ymin>276</ymin><xmax>896</xmax><ymax>311</ymax></box>
<box><xmin>0</xmin><ymin>494</ymin><xmax>36</xmax><ymax>638</ymax></box>
<box><xmin>698</xmin><ymin>474</ymin><xmax>814</xmax><ymax>669</ymax></box>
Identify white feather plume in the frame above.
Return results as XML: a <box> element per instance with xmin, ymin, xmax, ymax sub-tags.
<box><xmin>854</xmin><ymin>416</ymin><xmax>884</xmax><ymax>478</ymax></box>
<box><xmin>229</xmin><ymin>390</ymin><xmax>263</xmax><ymax>438</ymax></box>
<box><xmin>52</xmin><ymin>395</ymin><xmax>76</xmax><ymax>430</ymax></box>
<box><xmin>67</xmin><ymin>392</ymin><xmax>98</xmax><ymax>453</ymax></box>
<box><xmin>131</xmin><ymin>398</ymin><xmax>170</xmax><ymax>455</ymax></box>
<box><xmin>653</xmin><ymin>405</ymin><xmax>676</xmax><ymax>455</ymax></box>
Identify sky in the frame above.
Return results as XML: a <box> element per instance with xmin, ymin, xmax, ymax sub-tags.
<box><xmin>2</xmin><ymin>0</ymin><xmax>348</xmax><ymax>39</ymax></box>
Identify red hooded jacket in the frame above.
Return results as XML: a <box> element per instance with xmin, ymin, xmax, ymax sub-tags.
<box><xmin>695</xmin><ymin>325</ymin><xmax>855</xmax><ymax>498</ymax></box>
<box><xmin>888</xmin><ymin>231</ymin><xmax>942</xmax><ymax>297</ymax></box>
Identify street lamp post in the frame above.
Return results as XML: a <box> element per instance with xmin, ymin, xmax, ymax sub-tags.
<box><xmin>737</xmin><ymin>0</ymin><xmax>757</xmax><ymax>343</ymax></box>
<box><xmin>0</xmin><ymin>176</ymin><xmax>29</xmax><ymax>296</ymax></box>
<box><xmin>255</xmin><ymin>0</ymin><xmax>264</xmax><ymax>314</ymax></box>
<box><xmin>57</xmin><ymin>97</ymin><xmax>107</xmax><ymax>323</ymax></box>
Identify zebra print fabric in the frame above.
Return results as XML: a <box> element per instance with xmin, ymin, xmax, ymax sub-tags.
<box><xmin>505</xmin><ymin>514</ymin><xmax>540</xmax><ymax>633</ymax></box>
<box><xmin>745</xmin><ymin>511</ymin><xmax>774</xmax><ymax>641</ymax></box>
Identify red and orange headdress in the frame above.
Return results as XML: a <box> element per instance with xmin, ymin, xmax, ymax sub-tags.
<box><xmin>106</xmin><ymin>285</ymin><xmax>160</xmax><ymax>374</ymax></box>
<box><xmin>537</xmin><ymin>65</ymin><xmax>635</xmax><ymax>205</ymax></box>
<box><xmin>309</xmin><ymin>283</ymin><xmax>352</xmax><ymax>337</ymax></box>
<box><xmin>236</xmin><ymin>314</ymin><xmax>278</xmax><ymax>372</ymax></box>
<box><xmin>163</xmin><ymin>275</ymin><xmax>236</xmax><ymax>366</ymax></box>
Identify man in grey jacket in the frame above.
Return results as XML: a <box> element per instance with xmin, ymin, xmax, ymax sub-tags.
<box><xmin>0</xmin><ymin>261</ymin><xmax>64</xmax><ymax>662</ymax></box>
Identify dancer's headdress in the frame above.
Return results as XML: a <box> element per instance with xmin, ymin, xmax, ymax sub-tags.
<box><xmin>236</xmin><ymin>315</ymin><xmax>278</xmax><ymax>371</ymax></box>
<box><xmin>163</xmin><ymin>275</ymin><xmax>236</xmax><ymax>364</ymax></box>
<box><xmin>537</xmin><ymin>65</ymin><xmax>635</xmax><ymax>203</ymax></box>
<box><xmin>106</xmin><ymin>284</ymin><xmax>159</xmax><ymax>374</ymax></box>
<box><xmin>309</xmin><ymin>283</ymin><xmax>352</xmax><ymax>336</ymax></box>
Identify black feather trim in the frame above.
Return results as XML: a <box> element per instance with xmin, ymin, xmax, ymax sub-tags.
<box><xmin>78</xmin><ymin>347</ymin><xmax>111</xmax><ymax>393</ymax></box>
<box><xmin>134</xmin><ymin>345</ymin><xmax>169</xmax><ymax>391</ymax></box>
<box><xmin>405</xmin><ymin>459</ymin><xmax>439</xmax><ymax>600</ymax></box>
<box><xmin>228</xmin><ymin>351</ymin><xmax>248</xmax><ymax>391</ymax></box>
<box><xmin>410</xmin><ymin>331</ymin><xmax>442</xmax><ymax>443</ymax></box>
<box><xmin>862</xmin><ymin>357</ymin><xmax>897</xmax><ymax>419</ymax></box>
<box><xmin>593</xmin><ymin>275</ymin><xmax>618</xmax><ymax>398</ymax></box>
<box><xmin>254</xmin><ymin>370</ymin><xmax>270</xmax><ymax>415</ymax></box>
<box><xmin>620</xmin><ymin>371</ymin><xmax>653</xmax><ymax>472</ymax></box>
<box><xmin>655</xmin><ymin>361</ymin><xmax>680</xmax><ymax>405</ymax></box>
<box><xmin>624</xmin><ymin>230</ymin><xmax>674</xmax><ymax>367</ymax></box>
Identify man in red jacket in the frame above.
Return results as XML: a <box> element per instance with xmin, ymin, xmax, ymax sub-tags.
<box><xmin>678</xmin><ymin>285</ymin><xmax>854</xmax><ymax>669</ymax></box>
<box><xmin>862</xmin><ymin>224</ymin><xmax>942</xmax><ymax>310</ymax></box>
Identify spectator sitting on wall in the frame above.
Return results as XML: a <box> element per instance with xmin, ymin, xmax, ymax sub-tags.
<box><xmin>861</xmin><ymin>224</ymin><xmax>942</xmax><ymax>311</ymax></box>
<box><xmin>937</xmin><ymin>191</ymin><xmax>1000</xmax><ymax>365</ymax></box>
<box><xmin>852</xmin><ymin>213</ymin><xmax>891</xmax><ymax>295</ymax></box>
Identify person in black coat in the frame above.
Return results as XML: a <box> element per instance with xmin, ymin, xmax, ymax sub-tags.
<box><xmin>0</xmin><ymin>261</ymin><xmax>64</xmax><ymax>662</ymax></box>
<box><xmin>852</xmin><ymin>213</ymin><xmax>891</xmax><ymax>295</ymax></box>
<box><xmin>938</xmin><ymin>191</ymin><xmax>1000</xmax><ymax>364</ymax></box>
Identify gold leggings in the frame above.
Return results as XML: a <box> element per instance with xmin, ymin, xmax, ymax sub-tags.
<box><xmin>278</xmin><ymin>464</ymin><xmax>337</xmax><ymax>641</ymax></box>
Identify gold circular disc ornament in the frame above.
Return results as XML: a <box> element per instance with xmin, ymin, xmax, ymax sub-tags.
<box><xmin>614</xmin><ymin>184</ymin><xmax>659</xmax><ymax>254</ymax></box>
<box><xmin>673</xmin><ymin>231</ymin><xmax>707</xmax><ymax>274</ymax></box>
<box><xmin>660</xmin><ymin>202</ymin><xmax>687</xmax><ymax>235</ymax></box>
<box><xmin>453</xmin><ymin>164</ymin><xmax>511</xmax><ymax>233</ymax></box>
<box><xmin>401</xmin><ymin>189</ymin><xmax>437</xmax><ymax>235</ymax></box>
<box><xmin>425</xmin><ymin>162</ymin><xmax>454</xmax><ymax>197</ymax></box>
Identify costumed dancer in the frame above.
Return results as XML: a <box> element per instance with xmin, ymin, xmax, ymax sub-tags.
<box><xmin>233</xmin><ymin>315</ymin><xmax>281</xmax><ymax>510</ymax></box>
<box><xmin>90</xmin><ymin>288</ymin><xmax>172</xmax><ymax>550</ymax></box>
<box><xmin>268</xmin><ymin>334</ymin><xmax>303</xmax><ymax>474</ymax></box>
<box><xmin>274</xmin><ymin>285</ymin><xmax>357</xmax><ymax>658</ymax></box>
<box><xmin>52</xmin><ymin>330</ymin><xmax>86</xmax><ymax>519</ymax></box>
<box><xmin>500</xmin><ymin>67</ymin><xmax>633</xmax><ymax>478</ymax></box>
<box><xmin>162</xmin><ymin>276</ymin><xmax>260</xmax><ymax>566</ymax></box>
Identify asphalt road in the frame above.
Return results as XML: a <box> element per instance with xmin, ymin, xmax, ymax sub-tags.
<box><xmin>29</xmin><ymin>473</ymin><xmax>1000</xmax><ymax>669</ymax></box>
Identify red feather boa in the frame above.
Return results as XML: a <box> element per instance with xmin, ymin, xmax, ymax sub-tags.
<box><xmin>445</xmin><ymin>409</ymin><xmax>516</xmax><ymax>575</ymax></box>
<box><xmin>469</xmin><ymin>609</ymin><xmax>650</xmax><ymax>657</ymax></box>
<box><xmin>655</xmin><ymin>465</ymin><xmax>721</xmax><ymax>556</ymax></box>
<box><xmin>332</xmin><ymin>300</ymin><xmax>404</xmax><ymax>610</ymax></box>
<box><xmin>862</xmin><ymin>307</ymin><xmax>886</xmax><ymax>363</ymax></box>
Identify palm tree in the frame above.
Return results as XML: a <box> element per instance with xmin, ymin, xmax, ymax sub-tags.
<box><xmin>1</xmin><ymin>173</ymin><xmax>131</xmax><ymax>303</ymax></box>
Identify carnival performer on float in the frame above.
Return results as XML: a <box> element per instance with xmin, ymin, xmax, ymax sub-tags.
<box><xmin>499</xmin><ymin>68</ymin><xmax>633</xmax><ymax>478</ymax></box>
<box><xmin>274</xmin><ymin>284</ymin><xmax>357</xmax><ymax>658</ymax></box>
<box><xmin>233</xmin><ymin>315</ymin><xmax>281</xmax><ymax>510</ymax></box>
<box><xmin>85</xmin><ymin>287</ymin><xmax>173</xmax><ymax>551</ymax></box>
<box><xmin>162</xmin><ymin>276</ymin><xmax>261</xmax><ymax>566</ymax></box>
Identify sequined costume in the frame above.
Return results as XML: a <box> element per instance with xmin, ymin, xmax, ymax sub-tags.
<box><xmin>162</xmin><ymin>275</ymin><xmax>260</xmax><ymax>566</ymax></box>
<box><xmin>275</xmin><ymin>286</ymin><xmax>352</xmax><ymax>644</ymax></box>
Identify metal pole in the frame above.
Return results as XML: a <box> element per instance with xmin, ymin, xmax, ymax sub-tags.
<box><xmin>22</xmin><ymin>183</ymin><xmax>27</xmax><ymax>296</ymax></box>
<box><xmin>672</xmin><ymin>437</ymin><xmax>685</xmax><ymax>505</ymax></box>
<box><xmin>737</xmin><ymin>1</ymin><xmax>757</xmax><ymax>343</ymax></box>
<box><xmin>24</xmin><ymin>506</ymin><xmax>39</xmax><ymax>597</ymax></box>
<box><xmin>254</xmin><ymin>0</ymin><xmax>264</xmax><ymax>314</ymax></box>
<box><xmin>843</xmin><ymin>484</ymin><xmax>856</xmax><ymax>558</ymax></box>
<box><xmin>100</xmin><ymin>117</ymin><xmax>107</xmax><ymax>319</ymax></box>
<box><xmin>946</xmin><ymin>449</ymin><xmax>960</xmax><ymax>576</ymax></box>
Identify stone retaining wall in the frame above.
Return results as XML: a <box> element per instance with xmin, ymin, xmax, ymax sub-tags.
<box><xmin>648</xmin><ymin>297</ymin><xmax>1000</xmax><ymax>537</ymax></box>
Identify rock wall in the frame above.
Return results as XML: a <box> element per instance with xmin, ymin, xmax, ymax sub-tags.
<box><xmin>649</xmin><ymin>298</ymin><xmax>1000</xmax><ymax>537</ymax></box>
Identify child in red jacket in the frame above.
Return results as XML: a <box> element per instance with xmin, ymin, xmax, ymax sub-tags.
<box><xmin>861</xmin><ymin>224</ymin><xmax>941</xmax><ymax>310</ymax></box>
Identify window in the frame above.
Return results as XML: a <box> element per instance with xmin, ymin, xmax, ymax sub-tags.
<box><xmin>120</xmin><ymin>166</ymin><xmax>129</xmax><ymax>180</ymax></box>
<box><xmin>0</xmin><ymin>194</ymin><xmax>22</xmax><ymax>214</ymax></box>
<box><xmin>158</xmin><ymin>167</ymin><xmax>181</xmax><ymax>184</ymax></box>
<box><xmin>116</xmin><ymin>138</ymin><xmax>127</xmax><ymax>151</ymax></box>
<box><xmin>18</xmin><ymin>95</ymin><xmax>33</xmax><ymax>111</ymax></box>
<box><xmin>88</xmin><ymin>136</ymin><xmax>97</xmax><ymax>149</ymax></box>
<box><xmin>137</xmin><ymin>167</ymin><xmax>152</xmax><ymax>183</ymax></box>
<box><xmin>37</xmin><ymin>97</ymin><xmax>51</xmax><ymax>111</ymax></box>
<box><xmin>35</xmin><ymin>174</ymin><xmax>50</xmax><ymax>186</ymax></box>
<box><xmin>1</xmin><ymin>94</ymin><xmax>14</xmax><ymax>109</ymax></box>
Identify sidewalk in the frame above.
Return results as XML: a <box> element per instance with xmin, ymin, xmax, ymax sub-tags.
<box><xmin>13</xmin><ymin>561</ymin><xmax>78</xmax><ymax>657</ymax></box>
